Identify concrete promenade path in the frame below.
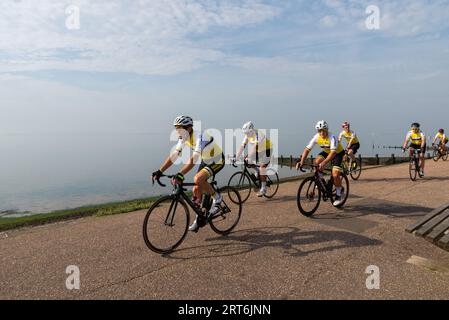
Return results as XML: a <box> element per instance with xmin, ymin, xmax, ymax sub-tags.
<box><xmin>1</xmin><ymin>161</ymin><xmax>449</xmax><ymax>300</ymax></box>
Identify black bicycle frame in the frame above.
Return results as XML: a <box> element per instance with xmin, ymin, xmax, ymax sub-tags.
<box><xmin>301</xmin><ymin>166</ymin><xmax>335</xmax><ymax>200</ymax></box>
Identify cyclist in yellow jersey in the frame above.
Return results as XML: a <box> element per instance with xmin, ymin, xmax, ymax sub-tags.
<box><xmin>233</xmin><ymin>121</ymin><xmax>273</xmax><ymax>197</ymax></box>
<box><xmin>402</xmin><ymin>122</ymin><xmax>426</xmax><ymax>177</ymax></box>
<box><xmin>152</xmin><ymin>116</ymin><xmax>225</xmax><ymax>232</ymax></box>
<box><xmin>296</xmin><ymin>121</ymin><xmax>346</xmax><ymax>207</ymax></box>
<box><xmin>339</xmin><ymin>121</ymin><xmax>360</xmax><ymax>165</ymax></box>
<box><xmin>432</xmin><ymin>129</ymin><xmax>448</xmax><ymax>154</ymax></box>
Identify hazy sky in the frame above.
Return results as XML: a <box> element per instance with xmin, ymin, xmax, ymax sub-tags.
<box><xmin>1</xmin><ymin>0</ymin><xmax>449</xmax><ymax>154</ymax></box>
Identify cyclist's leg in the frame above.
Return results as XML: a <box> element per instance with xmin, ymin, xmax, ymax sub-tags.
<box><xmin>409</xmin><ymin>144</ymin><xmax>415</xmax><ymax>157</ymax></box>
<box><xmin>315</xmin><ymin>152</ymin><xmax>327</xmax><ymax>171</ymax></box>
<box><xmin>347</xmin><ymin>147</ymin><xmax>354</xmax><ymax>161</ymax></box>
<box><xmin>332</xmin><ymin>152</ymin><xmax>344</xmax><ymax>189</ymax></box>
<box><xmin>420</xmin><ymin>146</ymin><xmax>426</xmax><ymax>171</ymax></box>
<box><xmin>343</xmin><ymin>150</ymin><xmax>348</xmax><ymax>162</ymax></box>
<box><xmin>204</xmin><ymin>159</ymin><xmax>225</xmax><ymax>214</ymax></box>
<box><xmin>258</xmin><ymin>149</ymin><xmax>271</xmax><ymax>186</ymax></box>
<box><xmin>332</xmin><ymin>151</ymin><xmax>345</xmax><ymax>206</ymax></box>
<box><xmin>351</xmin><ymin>143</ymin><xmax>360</xmax><ymax>159</ymax></box>
<box><xmin>194</xmin><ymin>168</ymin><xmax>213</xmax><ymax>199</ymax></box>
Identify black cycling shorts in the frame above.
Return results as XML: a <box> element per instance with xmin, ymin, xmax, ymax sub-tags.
<box><xmin>317</xmin><ymin>150</ymin><xmax>345</xmax><ymax>171</ymax></box>
<box><xmin>409</xmin><ymin>144</ymin><xmax>427</xmax><ymax>154</ymax></box>
<box><xmin>348</xmin><ymin>142</ymin><xmax>360</xmax><ymax>154</ymax></box>
<box><xmin>198</xmin><ymin>154</ymin><xmax>225</xmax><ymax>178</ymax></box>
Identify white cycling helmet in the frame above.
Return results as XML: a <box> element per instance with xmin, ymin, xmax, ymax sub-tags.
<box><xmin>173</xmin><ymin>115</ymin><xmax>193</xmax><ymax>127</ymax></box>
<box><xmin>242</xmin><ymin>121</ymin><xmax>255</xmax><ymax>134</ymax></box>
<box><xmin>315</xmin><ymin>120</ymin><xmax>329</xmax><ymax>131</ymax></box>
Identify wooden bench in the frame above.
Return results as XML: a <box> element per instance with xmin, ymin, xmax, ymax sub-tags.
<box><xmin>406</xmin><ymin>203</ymin><xmax>449</xmax><ymax>252</ymax></box>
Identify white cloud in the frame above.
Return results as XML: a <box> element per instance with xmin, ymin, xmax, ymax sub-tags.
<box><xmin>321</xmin><ymin>15</ymin><xmax>338</xmax><ymax>28</ymax></box>
<box><xmin>320</xmin><ymin>0</ymin><xmax>449</xmax><ymax>37</ymax></box>
<box><xmin>0</xmin><ymin>0</ymin><xmax>280</xmax><ymax>75</ymax></box>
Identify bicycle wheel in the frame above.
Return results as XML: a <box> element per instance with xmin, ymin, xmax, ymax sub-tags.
<box><xmin>433</xmin><ymin>149</ymin><xmax>440</xmax><ymax>162</ymax></box>
<box><xmin>350</xmin><ymin>158</ymin><xmax>362</xmax><ymax>181</ymax></box>
<box><xmin>330</xmin><ymin>173</ymin><xmax>350</xmax><ymax>208</ymax></box>
<box><xmin>209</xmin><ymin>187</ymin><xmax>242</xmax><ymax>235</ymax></box>
<box><xmin>143</xmin><ymin>195</ymin><xmax>189</xmax><ymax>254</ymax></box>
<box><xmin>409</xmin><ymin>159</ymin><xmax>418</xmax><ymax>181</ymax></box>
<box><xmin>442</xmin><ymin>150</ymin><xmax>449</xmax><ymax>161</ymax></box>
<box><xmin>297</xmin><ymin>177</ymin><xmax>321</xmax><ymax>217</ymax></box>
<box><xmin>228</xmin><ymin>171</ymin><xmax>252</xmax><ymax>203</ymax></box>
<box><xmin>264</xmin><ymin>168</ymin><xmax>279</xmax><ymax>199</ymax></box>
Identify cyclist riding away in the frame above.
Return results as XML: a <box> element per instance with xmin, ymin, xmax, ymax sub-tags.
<box><xmin>339</xmin><ymin>121</ymin><xmax>360</xmax><ymax>166</ymax></box>
<box><xmin>296</xmin><ymin>121</ymin><xmax>346</xmax><ymax>207</ymax></box>
<box><xmin>233</xmin><ymin>121</ymin><xmax>273</xmax><ymax>197</ymax></box>
<box><xmin>402</xmin><ymin>123</ymin><xmax>426</xmax><ymax>177</ymax></box>
<box><xmin>152</xmin><ymin>116</ymin><xmax>225</xmax><ymax>232</ymax></box>
<box><xmin>433</xmin><ymin>129</ymin><xmax>448</xmax><ymax>154</ymax></box>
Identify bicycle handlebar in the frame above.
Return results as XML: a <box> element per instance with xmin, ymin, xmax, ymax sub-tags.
<box><xmin>298</xmin><ymin>163</ymin><xmax>319</xmax><ymax>173</ymax></box>
<box><xmin>153</xmin><ymin>174</ymin><xmax>175</xmax><ymax>188</ymax></box>
<box><xmin>231</xmin><ymin>158</ymin><xmax>259</xmax><ymax>169</ymax></box>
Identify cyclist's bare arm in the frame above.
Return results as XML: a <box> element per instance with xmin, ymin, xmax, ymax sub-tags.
<box><xmin>179</xmin><ymin>153</ymin><xmax>198</xmax><ymax>176</ymax></box>
<box><xmin>347</xmin><ymin>137</ymin><xmax>355</xmax><ymax>148</ymax></box>
<box><xmin>421</xmin><ymin>134</ymin><xmax>426</xmax><ymax>149</ymax></box>
<box><xmin>323</xmin><ymin>151</ymin><xmax>336</xmax><ymax>167</ymax></box>
<box><xmin>297</xmin><ymin>148</ymin><xmax>310</xmax><ymax>169</ymax></box>
<box><xmin>160</xmin><ymin>149</ymin><xmax>181</xmax><ymax>173</ymax></box>
<box><xmin>403</xmin><ymin>136</ymin><xmax>410</xmax><ymax>150</ymax></box>
<box><xmin>235</xmin><ymin>143</ymin><xmax>246</xmax><ymax>160</ymax></box>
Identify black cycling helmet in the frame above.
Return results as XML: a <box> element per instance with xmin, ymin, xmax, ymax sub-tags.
<box><xmin>439</xmin><ymin>128</ymin><xmax>445</xmax><ymax>133</ymax></box>
<box><xmin>411</xmin><ymin>123</ymin><xmax>420</xmax><ymax>128</ymax></box>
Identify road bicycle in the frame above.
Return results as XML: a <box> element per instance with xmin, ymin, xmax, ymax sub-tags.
<box><xmin>228</xmin><ymin>158</ymin><xmax>279</xmax><ymax>203</ymax></box>
<box><xmin>432</xmin><ymin>143</ymin><xmax>448</xmax><ymax>162</ymax></box>
<box><xmin>143</xmin><ymin>175</ymin><xmax>242</xmax><ymax>254</ymax></box>
<box><xmin>405</xmin><ymin>148</ymin><xmax>424</xmax><ymax>181</ymax></box>
<box><xmin>296</xmin><ymin>164</ymin><xmax>350</xmax><ymax>217</ymax></box>
<box><xmin>341</xmin><ymin>151</ymin><xmax>362</xmax><ymax>181</ymax></box>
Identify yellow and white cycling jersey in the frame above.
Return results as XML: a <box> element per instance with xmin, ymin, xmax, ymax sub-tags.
<box><xmin>175</xmin><ymin>130</ymin><xmax>223</xmax><ymax>163</ymax></box>
<box><xmin>434</xmin><ymin>133</ymin><xmax>448</xmax><ymax>144</ymax></box>
<box><xmin>242</xmin><ymin>129</ymin><xmax>273</xmax><ymax>152</ymax></box>
<box><xmin>406</xmin><ymin>130</ymin><xmax>426</xmax><ymax>146</ymax></box>
<box><xmin>306</xmin><ymin>133</ymin><xmax>344</xmax><ymax>154</ymax></box>
<box><xmin>339</xmin><ymin>130</ymin><xmax>359</xmax><ymax>145</ymax></box>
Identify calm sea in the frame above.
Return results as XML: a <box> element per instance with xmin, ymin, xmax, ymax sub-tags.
<box><xmin>0</xmin><ymin>132</ymin><xmax>397</xmax><ymax>215</ymax></box>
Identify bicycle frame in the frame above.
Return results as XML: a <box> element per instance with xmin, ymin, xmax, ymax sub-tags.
<box><xmin>163</xmin><ymin>179</ymin><xmax>231</xmax><ymax>226</ymax></box>
<box><xmin>233</xmin><ymin>160</ymin><xmax>261</xmax><ymax>187</ymax></box>
<box><xmin>301</xmin><ymin>166</ymin><xmax>334</xmax><ymax>200</ymax></box>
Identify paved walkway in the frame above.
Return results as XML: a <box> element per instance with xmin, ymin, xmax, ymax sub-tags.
<box><xmin>1</xmin><ymin>161</ymin><xmax>449</xmax><ymax>299</ymax></box>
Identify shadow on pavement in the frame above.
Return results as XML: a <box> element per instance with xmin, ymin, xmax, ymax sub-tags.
<box><xmin>338</xmin><ymin>198</ymin><xmax>432</xmax><ymax>218</ymax></box>
<box><xmin>355</xmin><ymin>176</ymin><xmax>449</xmax><ymax>183</ymax></box>
<box><xmin>163</xmin><ymin>226</ymin><xmax>382</xmax><ymax>260</ymax></box>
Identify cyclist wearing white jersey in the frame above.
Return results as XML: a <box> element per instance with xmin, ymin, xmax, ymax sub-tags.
<box><xmin>152</xmin><ymin>116</ymin><xmax>225</xmax><ymax>232</ymax></box>
<box><xmin>402</xmin><ymin>122</ymin><xmax>426</xmax><ymax>177</ymax></box>
<box><xmin>339</xmin><ymin>121</ymin><xmax>360</xmax><ymax>164</ymax></box>
<box><xmin>233</xmin><ymin>121</ymin><xmax>273</xmax><ymax>197</ymax></box>
<box><xmin>296</xmin><ymin>121</ymin><xmax>346</xmax><ymax>207</ymax></box>
<box><xmin>433</xmin><ymin>129</ymin><xmax>448</xmax><ymax>154</ymax></box>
